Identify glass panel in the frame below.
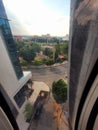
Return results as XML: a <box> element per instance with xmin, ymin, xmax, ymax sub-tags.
<box><xmin>0</xmin><ymin>0</ymin><xmax>23</xmax><ymax>79</ymax></box>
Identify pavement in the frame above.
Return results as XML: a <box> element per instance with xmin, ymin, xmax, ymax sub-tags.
<box><xmin>29</xmin><ymin>81</ymin><xmax>50</xmax><ymax>105</ymax></box>
<box><xmin>29</xmin><ymin>97</ymin><xmax>69</xmax><ymax>130</ymax></box>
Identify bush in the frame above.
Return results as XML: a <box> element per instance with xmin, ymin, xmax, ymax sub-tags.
<box><xmin>43</xmin><ymin>48</ymin><xmax>53</xmax><ymax>58</ymax></box>
<box><xmin>52</xmin><ymin>79</ymin><xmax>67</xmax><ymax>104</ymax></box>
<box><xmin>64</xmin><ymin>54</ymin><xmax>68</xmax><ymax>61</ymax></box>
<box><xmin>20</xmin><ymin>58</ymin><xmax>28</xmax><ymax>66</ymax></box>
<box><xmin>46</xmin><ymin>58</ymin><xmax>54</xmax><ymax>65</ymax></box>
<box><xmin>32</xmin><ymin>57</ymin><xmax>44</xmax><ymax>66</ymax></box>
<box><xmin>24</xmin><ymin>103</ymin><xmax>33</xmax><ymax>122</ymax></box>
<box><xmin>20</xmin><ymin>45</ymin><xmax>36</xmax><ymax>63</ymax></box>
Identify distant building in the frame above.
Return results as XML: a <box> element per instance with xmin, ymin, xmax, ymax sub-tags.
<box><xmin>62</xmin><ymin>34</ymin><xmax>69</xmax><ymax>41</ymax></box>
<box><xmin>14</xmin><ymin>36</ymin><xmax>23</xmax><ymax>41</ymax></box>
<box><xmin>0</xmin><ymin>0</ymin><xmax>32</xmax><ymax>130</ymax></box>
<box><xmin>42</xmin><ymin>34</ymin><xmax>51</xmax><ymax>38</ymax></box>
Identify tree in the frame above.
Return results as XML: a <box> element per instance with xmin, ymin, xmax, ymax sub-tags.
<box><xmin>55</xmin><ymin>43</ymin><xmax>61</xmax><ymax>60</ymax></box>
<box><xmin>15</xmin><ymin>42</ymin><xmax>41</xmax><ymax>62</ymax></box>
<box><xmin>43</xmin><ymin>48</ymin><xmax>53</xmax><ymax>58</ymax></box>
<box><xmin>15</xmin><ymin>41</ymin><xmax>25</xmax><ymax>55</ymax></box>
<box><xmin>20</xmin><ymin>45</ymin><xmax>36</xmax><ymax>63</ymax></box>
<box><xmin>52</xmin><ymin>79</ymin><xmax>67</xmax><ymax>104</ymax></box>
<box><xmin>31</xmin><ymin>43</ymin><xmax>41</xmax><ymax>53</ymax></box>
<box><xmin>60</xmin><ymin>43</ymin><xmax>68</xmax><ymax>54</ymax></box>
<box><xmin>20</xmin><ymin>58</ymin><xmax>28</xmax><ymax>66</ymax></box>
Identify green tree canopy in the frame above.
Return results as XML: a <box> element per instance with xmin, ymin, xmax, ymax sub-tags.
<box><xmin>30</xmin><ymin>43</ymin><xmax>41</xmax><ymax>53</ymax></box>
<box><xmin>43</xmin><ymin>48</ymin><xmax>53</xmax><ymax>58</ymax></box>
<box><xmin>15</xmin><ymin>41</ymin><xmax>25</xmax><ymax>50</ymax></box>
<box><xmin>60</xmin><ymin>43</ymin><xmax>68</xmax><ymax>54</ymax></box>
<box><xmin>54</xmin><ymin>43</ymin><xmax>68</xmax><ymax>62</ymax></box>
<box><xmin>46</xmin><ymin>58</ymin><xmax>54</xmax><ymax>65</ymax></box>
<box><xmin>52</xmin><ymin>79</ymin><xmax>67</xmax><ymax>104</ymax></box>
<box><xmin>20</xmin><ymin>45</ymin><xmax>36</xmax><ymax>63</ymax></box>
<box><xmin>15</xmin><ymin>41</ymin><xmax>41</xmax><ymax>63</ymax></box>
<box><xmin>55</xmin><ymin>43</ymin><xmax>60</xmax><ymax>60</ymax></box>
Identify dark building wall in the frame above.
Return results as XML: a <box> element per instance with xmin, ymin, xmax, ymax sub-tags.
<box><xmin>0</xmin><ymin>84</ymin><xmax>18</xmax><ymax>118</ymax></box>
<box><xmin>69</xmin><ymin>0</ymin><xmax>98</xmax><ymax>129</ymax></box>
<box><xmin>0</xmin><ymin>0</ymin><xmax>23</xmax><ymax>79</ymax></box>
<box><xmin>0</xmin><ymin>84</ymin><xmax>19</xmax><ymax>130</ymax></box>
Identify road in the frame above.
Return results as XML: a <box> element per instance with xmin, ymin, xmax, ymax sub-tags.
<box><xmin>29</xmin><ymin>63</ymin><xmax>68</xmax><ymax>88</ymax></box>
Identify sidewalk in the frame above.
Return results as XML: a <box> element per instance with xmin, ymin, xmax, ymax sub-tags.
<box><xmin>29</xmin><ymin>81</ymin><xmax>50</xmax><ymax>105</ymax></box>
<box><xmin>29</xmin><ymin>98</ymin><xmax>55</xmax><ymax>130</ymax></box>
<box><xmin>29</xmin><ymin>97</ymin><xmax>69</xmax><ymax>130</ymax></box>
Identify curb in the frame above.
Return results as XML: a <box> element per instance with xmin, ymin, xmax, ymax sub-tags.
<box><xmin>22</xmin><ymin>61</ymin><xmax>68</xmax><ymax>70</ymax></box>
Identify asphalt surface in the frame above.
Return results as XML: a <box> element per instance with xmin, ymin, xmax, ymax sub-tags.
<box><xmin>29</xmin><ymin>63</ymin><xmax>68</xmax><ymax>88</ymax></box>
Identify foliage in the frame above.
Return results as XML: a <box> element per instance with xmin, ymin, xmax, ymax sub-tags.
<box><xmin>24</xmin><ymin>103</ymin><xmax>33</xmax><ymax>122</ymax></box>
<box><xmin>60</xmin><ymin>43</ymin><xmax>68</xmax><ymax>54</ymax></box>
<box><xmin>15</xmin><ymin>41</ymin><xmax>25</xmax><ymax>51</ymax></box>
<box><xmin>46</xmin><ymin>58</ymin><xmax>54</xmax><ymax>65</ymax></box>
<box><xmin>32</xmin><ymin>57</ymin><xmax>44</xmax><ymax>65</ymax></box>
<box><xmin>52</xmin><ymin>79</ymin><xmax>67</xmax><ymax>104</ymax></box>
<box><xmin>55</xmin><ymin>43</ymin><xmax>60</xmax><ymax>60</ymax></box>
<box><xmin>54</xmin><ymin>43</ymin><xmax>68</xmax><ymax>62</ymax></box>
<box><xmin>32</xmin><ymin>58</ymin><xmax>54</xmax><ymax>66</ymax></box>
<box><xmin>20</xmin><ymin>45</ymin><xmax>36</xmax><ymax>62</ymax></box>
<box><xmin>43</xmin><ymin>48</ymin><xmax>53</xmax><ymax>58</ymax></box>
<box><xmin>30</xmin><ymin>43</ymin><xmax>41</xmax><ymax>53</ymax></box>
<box><xmin>20</xmin><ymin>58</ymin><xmax>28</xmax><ymax>66</ymax></box>
<box><xmin>15</xmin><ymin>40</ymin><xmax>68</xmax><ymax>65</ymax></box>
<box><xmin>15</xmin><ymin>41</ymin><xmax>41</xmax><ymax>63</ymax></box>
<box><xmin>64</xmin><ymin>54</ymin><xmax>68</xmax><ymax>61</ymax></box>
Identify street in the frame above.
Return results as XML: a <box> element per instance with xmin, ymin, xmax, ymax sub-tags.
<box><xmin>28</xmin><ymin>63</ymin><xmax>68</xmax><ymax>88</ymax></box>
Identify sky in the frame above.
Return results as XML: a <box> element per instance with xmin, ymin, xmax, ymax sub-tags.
<box><xmin>3</xmin><ymin>0</ymin><xmax>70</xmax><ymax>36</ymax></box>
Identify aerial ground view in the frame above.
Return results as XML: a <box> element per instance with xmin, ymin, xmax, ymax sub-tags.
<box><xmin>19</xmin><ymin>39</ymin><xmax>69</xmax><ymax>130</ymax></box>
<box><xmin>15</xmin><ymin>20</ymin><xmax>69</xmax><ymax>130</ymax></box>
<box><xmin>0</xmin><ymin>0</ymin><xmax>70</xmax><ymax>130</ymax></box>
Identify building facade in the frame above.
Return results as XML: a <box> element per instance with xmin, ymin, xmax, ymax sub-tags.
<box><xmin>0</xmin><ymin>0</ymin><xmax>32</xmax><ymax>129</ymax></box>
<box><xmin>69</xmin><ymin>0</ymin><xmax>98</xmax><ymax>130</ymax></box>
<box><xmin>0</xmin><ymin>0</ymin><xmax>23</xmax><ymax>79</ymax></box>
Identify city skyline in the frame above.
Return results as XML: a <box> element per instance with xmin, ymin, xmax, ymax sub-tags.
<box><xmin>3</xmin><ymin>0</ymin><xmax>70</xmax><ymax>36</ymax></box>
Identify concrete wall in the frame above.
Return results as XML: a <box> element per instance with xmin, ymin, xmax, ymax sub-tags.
<box><xmin>0</xmin><ymin>107</ymin><xmax>14</xmax><ymax>130</ymax></box>
<box><xmin>69</xmin><ymin>0</ymin><xmax>98</xmax><ymax>129</ymax></box>
<box><xmin>0</xmin><ymin>29</ymin><xmax>18</xmax><ymax>96</ymax></box>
